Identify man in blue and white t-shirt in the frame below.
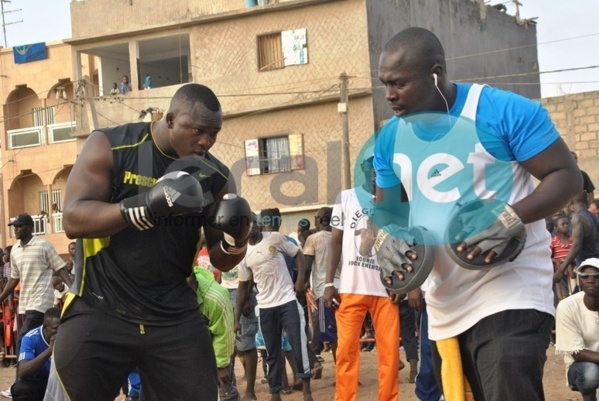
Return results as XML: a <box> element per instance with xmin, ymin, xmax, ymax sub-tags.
<box><xmin>373</xmin><ymin>27</ymin><xmax>582</xmax><ymax>401</ymax></box>
<box><xmin>12</xmin><ymin>307</ymin><xmax>60</xmax><ymax>401</ymax></box>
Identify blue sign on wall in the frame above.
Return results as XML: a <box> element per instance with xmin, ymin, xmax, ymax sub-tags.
<box><xmin>13</xmin><ymin>42</ymin><xmax>48</xmax><ymax>64</ymax></box>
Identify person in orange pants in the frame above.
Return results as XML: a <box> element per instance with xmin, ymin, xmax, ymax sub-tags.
<box><xmin>324</xmin><ymin>156</ymin><xmax>400</xmax><ymax>401</ymax></box>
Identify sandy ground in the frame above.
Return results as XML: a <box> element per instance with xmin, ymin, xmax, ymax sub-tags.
<box><xmin>0</xmin><ymin>344</ymin><xmax>582</xmax><ymax>400</ymax></box>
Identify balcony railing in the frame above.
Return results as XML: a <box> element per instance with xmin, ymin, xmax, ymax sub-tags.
<box><xmin>53</xmin><ymin>212</ymin><xmax>64</xmax><ymax>233</ymax></box>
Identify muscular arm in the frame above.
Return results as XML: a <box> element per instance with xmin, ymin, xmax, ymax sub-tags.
<box><xmin>63</xmin><ymin>131</ymin><xmax>127</xmax><ymax>238</ymax></box>
<box><xmin>512</xmin><ymin>139</ymin><xmax>581</xmax><ymax>224</ymax></box>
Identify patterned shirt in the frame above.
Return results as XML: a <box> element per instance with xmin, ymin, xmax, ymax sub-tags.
<box><xmin>11</xmin><ymin>236</ymin><xmax>66</xmax><ymax>314</ymax></box>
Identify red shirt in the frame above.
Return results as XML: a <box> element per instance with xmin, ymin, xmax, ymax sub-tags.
<box><xmin>550</xmin><ymin>235</ymin><xmax>572</xmax><ymax>260</ymax></box>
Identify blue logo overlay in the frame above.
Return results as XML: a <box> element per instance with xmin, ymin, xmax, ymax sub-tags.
<box><xmin>354</xmin><ymin>112</ymin><xmax>517</xmax><ymax>246</ymax></box>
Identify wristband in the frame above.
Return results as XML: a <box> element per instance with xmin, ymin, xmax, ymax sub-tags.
<box><xmin>120</xmin><ymin>199</ymin><xmax>154</xmax><ymax>231</ymax></box>
<box><xmin>324</xmin><ymin>283</ymin><xmax>336</xmax><ymax>288</ymax></box>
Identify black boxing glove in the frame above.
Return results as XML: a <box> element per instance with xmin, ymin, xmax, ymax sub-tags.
<box><xmin>120</xmin><ymin>171</ymin><xmax>206</xmax><ymax>230</ymax></box>
<box><xmin>210</xmin><ymin>194</ymin><xmax>252</xmax><ymax>255</ymax></box>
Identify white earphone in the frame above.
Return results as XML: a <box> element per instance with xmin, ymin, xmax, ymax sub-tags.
<box><xmin>433</xmin><ymin>73</ymin><xmax>438</xmax><ymax>87</ymax></box>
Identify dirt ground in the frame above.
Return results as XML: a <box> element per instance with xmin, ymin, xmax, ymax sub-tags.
<box><xmin>0</xmin><ymin>345</ymin><xmax>581</xmax><ymax>400</ymax></box>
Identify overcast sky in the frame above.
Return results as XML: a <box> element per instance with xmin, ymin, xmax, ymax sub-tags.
<box><xmin>2</xmin><ymin>0</ymin><xmax>597</xmax><ymax>98</ymax></box>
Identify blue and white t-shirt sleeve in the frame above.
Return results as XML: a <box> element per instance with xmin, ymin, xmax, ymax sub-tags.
<box><xmin>374</xmin><ymin>118</ymin><xmax>401</xmax><ymax>189</ymax></box>
<box><xmin>480</xmin><ymin>88</ymin><xmax>560</xmax><ymax>162</ymax></box>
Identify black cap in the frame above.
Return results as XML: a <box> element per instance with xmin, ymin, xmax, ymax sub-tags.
<box><xmin>8</xmin><ymin>213</ymin><xmax>34</xmax><ymax>227</ymax></box>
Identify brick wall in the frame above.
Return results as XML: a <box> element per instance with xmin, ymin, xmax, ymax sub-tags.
<box><xmin>542</xmin><ymin>91</ymin><xmax>599</xmax><ymax>190</ymax></box>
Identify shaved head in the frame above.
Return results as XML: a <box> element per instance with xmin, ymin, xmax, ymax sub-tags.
<box><xmin>383</xmin><ymin>27</ymin><xmax>447</xmax><ymax>72</ymax></box>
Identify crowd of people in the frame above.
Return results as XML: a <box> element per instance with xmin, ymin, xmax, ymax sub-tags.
<box><xmin>0</xmin><ymin>27</ymin><xmax>597</xmax><ymax>401</ymax></box>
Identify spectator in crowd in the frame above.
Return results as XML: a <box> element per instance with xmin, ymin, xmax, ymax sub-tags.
<box><xmin>374</xmin><ymin>27</ymin><xmax>580</xmax><ymax>400</ymax></box>
<box><xmin>555</xmin><ymin>191</ymin><xmax>599</xmax><ymax>286</ymax></box>
<box><xmin>359</xmin><ymin>313</ymin><xmax>375</xmax><ymax>353</ymax></box>
<box><xmin>10</xmin><ymin>307</ymin><xmax>60</xmax><ymax>401</ymax></box>
<box><xmin>220</xmin><ymin>257</ymin><xmax>259</xmax><ymax>401</ymax></box>
<box><xmin>303</xmin><ymin>207</ymin><xmax>338</xmax><ymax>362</ymax></box>
<box><xmin>119</xmin><ymin>75</ymin><xmax>132</xmax><ymax>94</ymax></box>
<box><xmin>192</xmin><ymin>266</ymin><xmax>238</xmax><ymax>401</ymax></box>
<box><xmin>51</xmin><ymin>276</ymin><xmax>69</xmax><ymax>309</ymax></box>
<box><xmin>324</xmin><ymin>155</ymin><xmax>400</xmax><ymax>401</ymax></box>
<box><xmin>551</xmin><ymin>215</ymin><xmax>575</xmax><ymax>301</ymax></box>
<box><xmin>589</xmin><ymin>200</ymin><xmax>599</xmax><ymax>217</ymax></box>
<box><xmin>297</xmin><ymin>219</ymin><xmax>311</xmax><ymax>243</ymax></box>
<box><xmin>3</xmin><ymin>246</ymin><xmax>12</xmax><ymax>284</ymax></box>
<box><xmin>556</xmin><ymin>257</ymin><xmax>599</xmax><ymax>401</ymax></box>
<box><xmin>0</xmin><ymin>213</ymin><xmax>71</xmax><ymax>347</ymax></box>
<box><xmin>109</xmin><ymin>83</ymin><xmax>120</xmax><ymax>96</ymax></box>
<box><xmin>572</xmin><ymin>152</ymin><xmax>595</xmax><ymax>204</ymax></box>
<box><xmin>64</xmin><ymin>242</ymin><xmax>76</xmax><ymax>280</ymax></box>
<box><xmin>254</xmin><ymin>310</ymin><xmax>299</xmax><ymax>395</ymax></box>
<box><xmin>143</xmin><ymin>74</ymin><xmax>152</xmax><ymax>90</ymax></box>
<box><xmin>236</xmin><ymin>210</ymin><xmax>314</xmax><ymax>401</ymax></box>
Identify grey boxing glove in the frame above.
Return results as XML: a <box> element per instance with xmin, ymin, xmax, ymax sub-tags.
<box><xmin>446</xmin><ymin>200</ymin><xmax>526</xmax><ymax>269</ymax></box>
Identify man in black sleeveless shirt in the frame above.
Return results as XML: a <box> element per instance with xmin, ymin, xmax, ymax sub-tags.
<box><xmin>52</xmin><ymin>84</ymin><xmax>252</xmax><ymax>401</ymax></box>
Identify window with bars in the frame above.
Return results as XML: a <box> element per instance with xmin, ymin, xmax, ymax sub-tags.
<box><xmin>32</xmin><ymin>107</ymin><xmax>44</xmax><ymax>126</ymax></box>
<box><xmin>52</xmin><ymin>190</ymin><xmax>62</xmax><ymax>213</ymax></box>
<box><xmin>245</xmin><ymin>134</ymin><xmax>304</xmax><ymax>176</ymax></box>
<box><xmin>31</xmin><ymin>106</ymin><xmax>55</xmax><ymax>126</ymax></box>
<box><xmin>39</xmin><ymin>191</ymin><xmax>49</xmax><ymax>214</ymax></box>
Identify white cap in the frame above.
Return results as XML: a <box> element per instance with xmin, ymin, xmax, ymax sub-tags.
<box><xmin>576</xmin><ymin>257</ymin><xmax>599</xmax><ymax>273</ymax></box>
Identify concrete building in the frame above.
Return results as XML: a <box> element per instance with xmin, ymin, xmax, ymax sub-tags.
<box><xmin>1</xmin><ymin>0</ymin><xmax>542</xmax><ymax>247</ymax></box>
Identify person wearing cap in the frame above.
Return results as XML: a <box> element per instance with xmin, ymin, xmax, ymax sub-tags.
<box><xmin>556</xmin><ymin>257</ymin><xmax>599</xmax><ymax>401</ymax></box>
<box><xmin>0</xmin><ymin>214</ymin><xmax>71</xmax><ymax>347</ymax></box>
<box><xmin>0</xmin><ymin>213</ymin><xmax>72</xmax><ymax>399</ymax></box>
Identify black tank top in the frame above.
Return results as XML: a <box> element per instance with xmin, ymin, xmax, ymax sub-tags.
<box><xmin>73</xmin><ymin>122</ymin><xmax>229</xmax><ymax>325</ymax></box>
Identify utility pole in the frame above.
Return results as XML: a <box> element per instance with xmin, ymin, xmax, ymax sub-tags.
<box><xmin>339</xmin><ymin>72</ymin><xmax>351</xmax><ymax>190</ymax></box>
<box><xmin>0</xmin><ymin>0</ymin><xmax>22</xmax><ymax>48</ymax></box>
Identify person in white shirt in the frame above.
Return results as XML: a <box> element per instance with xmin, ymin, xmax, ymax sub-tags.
<box><xmin>323</xmin><ymin>156</ymin><xmax>400</xmax><ymax>401</ymax></box>
<box><xmin>556</xmin><ymin>257</ymin><xmax>599</xmax><ymax>401</ymax></box>
<box><xmin>236</xmin><ymin>209</ymin><xmax>313</xmax><ymax>401</ymax></box>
